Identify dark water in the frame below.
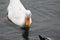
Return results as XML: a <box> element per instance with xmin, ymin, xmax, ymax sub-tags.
<box><xmin>0</xmin><ymin>0</ymin><xmax>60</xmax><ymax>40</ymax></box>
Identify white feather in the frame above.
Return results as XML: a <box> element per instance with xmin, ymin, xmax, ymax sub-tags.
<box><xmin>46</xmin><ymin>37</ymin><xmax>53</xmax><ymax>40</ymax></box>
<box><xmin>7</xmin><ymin>0</ymin><xmax>32</xmax><ymax>27</ymax></box>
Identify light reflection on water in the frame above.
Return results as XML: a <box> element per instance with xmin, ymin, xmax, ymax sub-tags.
<box><xmin>22</xmin><ymin>27</ymin><xmax>29</xmax><ymax>40</ymax></box>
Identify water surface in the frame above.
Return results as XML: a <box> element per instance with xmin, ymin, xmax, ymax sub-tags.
<box><xmin>0</xmin><ymin>0</ymin><xmax>60</xmax><ymax>40</ymax></box>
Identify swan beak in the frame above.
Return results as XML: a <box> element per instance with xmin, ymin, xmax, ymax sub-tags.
<box><xmin>25</xmin><ymin>16</ymin><xmax>30</xmax><ymax>27</ymax></box>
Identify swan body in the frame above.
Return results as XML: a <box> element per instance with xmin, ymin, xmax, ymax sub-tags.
<box><xmin>7</xmin><ymin>0</ymin><xmax>32</xmax><ymax>27</ymax></box>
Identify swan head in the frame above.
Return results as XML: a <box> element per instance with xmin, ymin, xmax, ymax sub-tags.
<box><xmin>25</xmin><ymin>10</ymin><xmax>32</xmax><ymax>27</ymax></box>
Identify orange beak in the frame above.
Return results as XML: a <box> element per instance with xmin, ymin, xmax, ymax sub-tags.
<box><xmin>25</xmin><ymin>16</ymin><xmax>30</xmax><ymax>27</ymax></box>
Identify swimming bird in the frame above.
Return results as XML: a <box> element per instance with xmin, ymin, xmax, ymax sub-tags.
<box><xmin>7</xmin><ymin>0</ymin><xmax>32</xmax><ymax>27</ymax></box>
<box><xmin>39</xmin><ymin>35</ymin><xmax>53</xmax><ymax>40</ymax></box>
<box><xmin>0</xmin><ymin>0</ymin><xmax>32</xmax><ymax>27</ymax></box>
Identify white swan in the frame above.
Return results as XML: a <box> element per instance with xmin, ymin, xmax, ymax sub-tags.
<box><xmin>7</xmin><ymin>0</ymin><xmax>32</xmax><ymax>27</ymax></box>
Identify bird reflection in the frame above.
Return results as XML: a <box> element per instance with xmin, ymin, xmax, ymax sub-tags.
<box><xmin>21</xmin><ymin>26</ymin><xmax>30</xmax><ymax>40</ymax></box>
